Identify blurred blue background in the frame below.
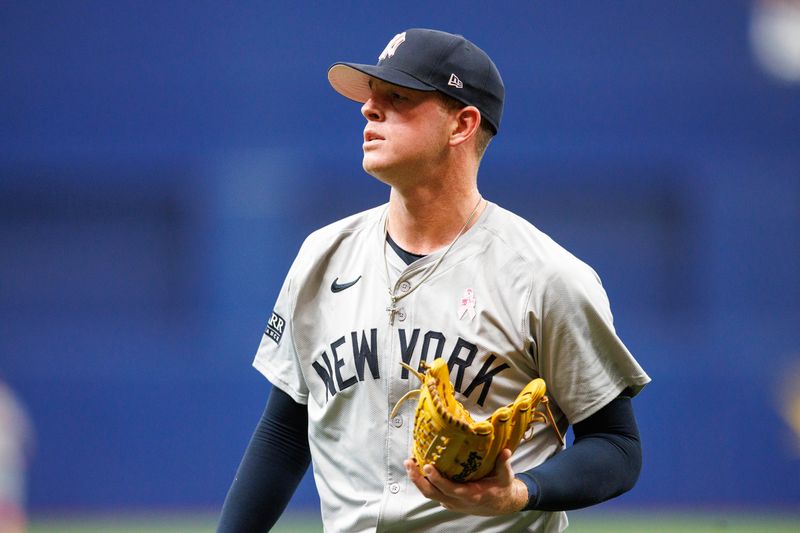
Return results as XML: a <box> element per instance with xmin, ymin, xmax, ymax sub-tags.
<box><xmin>1</xmin><ymin>0</ymin><xmax>799</xmax><ymax>518</ymax></box>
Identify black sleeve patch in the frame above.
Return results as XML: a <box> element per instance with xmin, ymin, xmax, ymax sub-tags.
<box><xmin>265</xmin><ymin>311</ymin><xmax>286</xmax><ymax>344</ymax></box>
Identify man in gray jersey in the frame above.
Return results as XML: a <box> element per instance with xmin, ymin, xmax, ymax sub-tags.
<box><xmin>219</xmin><ymin>28</ymin><xmax>650</xmax><ymax>532</ymax></box>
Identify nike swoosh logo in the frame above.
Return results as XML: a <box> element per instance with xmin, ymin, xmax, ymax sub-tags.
<box><xmin>331</xmin><ymin>276</ymin><xmax>362</xmax><ymax>293</ymax></box>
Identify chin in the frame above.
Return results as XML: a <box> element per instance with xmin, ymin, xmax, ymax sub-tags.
<box><xmin>362</xmin><ymin>156</ymin><xmax>391</xmax><ymax>182</ymax></box>
<box><xmin>362</xmin><ymin>166</ymin><xmax>392</xmax><ymax>186</ymax></box>
<box><xmin>362</xmin><ymin>165</ymin><xmax>389</xmax><ymax>184</ymax></box>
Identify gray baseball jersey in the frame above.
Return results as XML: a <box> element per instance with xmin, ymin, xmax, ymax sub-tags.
<box><xmin>254</xmin><ymin>201</ymin><xmax>650</xmax><ymax>532</ymax></box>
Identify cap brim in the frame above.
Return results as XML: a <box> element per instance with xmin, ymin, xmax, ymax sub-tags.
<box><xmin>328</xmin><ymin>62</ymin><xmax>437</xmax><ymax>103</ymax></box>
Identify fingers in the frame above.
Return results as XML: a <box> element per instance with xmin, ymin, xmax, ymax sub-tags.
<box><xmin>406</xmin><ymin>453</ymin><xmax>514</xmax><ymax>497</ymax></box>
<box><xmin>422</xmin><ymin>464</ymin><xmax>463</xmax><ymax>495</ymax></box>
<box><xmin>404</xmin><ymin>456</ymin><xmax>524</xmax><ymax>516</ymax></box>
<box><xmin>405</xmin><ymin>460</ymin><xmax>446</xmax><ymax>501</ymax></box>
<box><xmin>406</xmin><ymin>460</ymin><xmax>479</xmax><ymax>505</ymax></box>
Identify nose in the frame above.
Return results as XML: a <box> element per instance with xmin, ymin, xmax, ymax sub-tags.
<box><xmin>361</xmin><ymin>96</ymin><xmax>384</xmax><ymax>122</ymax></box>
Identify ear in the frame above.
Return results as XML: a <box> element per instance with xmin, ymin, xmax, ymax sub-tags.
<box><xmin>448</xmin><ymin>106</ymin><xmax>482</xmax><ymax>148</ymax></box>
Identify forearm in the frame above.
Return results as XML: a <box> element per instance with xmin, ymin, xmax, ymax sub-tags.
<box><xmin>516</xmin><ymin>395</ymin><xmax>642</xmax><ymax>511</ymax></box>
<box><xmin>218</xmin><ymin>387</ymin><xmax>310</xmax><ymax>532</ymax></box>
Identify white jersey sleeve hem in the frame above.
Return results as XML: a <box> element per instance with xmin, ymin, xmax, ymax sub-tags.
<box><xmin>253</xmin><ymin>358</ymin><xmax>309</xmax><ymax>405</ymax></box>
<box><xmin>567</xmin><ymin>373</ymin><xmax>650</xmax><ymax>424</ymax></box>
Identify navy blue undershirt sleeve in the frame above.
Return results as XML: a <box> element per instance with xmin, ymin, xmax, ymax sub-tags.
<box><xmin>515</xmin><ymin>394</ymin><xmax>642</xmax><ymax>511</ymax></box>
<box><xmin>218</xmin><ymin>387</ymin><xmax>310</xmax><ymax>532</ymax></box>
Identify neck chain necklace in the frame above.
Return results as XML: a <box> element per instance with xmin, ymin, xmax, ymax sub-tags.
<box><xmin>383</xmin><ymin>195</ymin><xmax>485</xmax><ymax>325</ymax></box>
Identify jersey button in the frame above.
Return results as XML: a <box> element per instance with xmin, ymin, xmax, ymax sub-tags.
<box><xmin>389</xmin><ymin>482</ymin><xmax>400</xmax><ymax>494</ymax></box>
<box><xmin>397</xmin><ymin>308</ymin><xmax>407</xmax><ymax>322</ymax></box>
<box><xmin>399</xmin><ymin>281</ymin><xmax>411</xmax><ymax>293</ymax></box>
<box><xmin>391</xmin><ymin>416</ymin><xmax>403</xmax><ymax>428</ymax></box>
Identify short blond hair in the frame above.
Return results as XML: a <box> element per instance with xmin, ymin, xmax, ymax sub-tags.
<box><xmin>437</xmin><ymin>93</ymin><xmax>495</xmax><ymax>159</ymax></box>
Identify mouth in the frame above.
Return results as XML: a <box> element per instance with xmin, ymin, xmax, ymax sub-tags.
<box><xmin>364</xmin><ymin>130</ymin><xmax>385</xmax><ymax>143</ymax></box>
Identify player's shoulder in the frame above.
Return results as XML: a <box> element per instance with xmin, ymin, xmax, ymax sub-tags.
<box><xmin>306</xmin><ymin>204</ymin><xmax>382</xmax><ymax>236</ymax></box>
<box><xmin>482</xmin><ymin>202</ymin><xmax>601</xmax><ymax>285</ymax></box>
<box><xmin>293</xmin><ymin>204</ymin><xmax>385</xmax><ymax>262</ymax></box>
<box><xmin>481</xmin><ymin>203</ymin><xmax>578</xmax><ymax>266</ymax></box>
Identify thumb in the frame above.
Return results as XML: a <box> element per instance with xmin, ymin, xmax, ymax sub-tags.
<box><xmin>493</xmin><ymin>448</ymin><xmax>515</xmax><ymax>484</ymax></box>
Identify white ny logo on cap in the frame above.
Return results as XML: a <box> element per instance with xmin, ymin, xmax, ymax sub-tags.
<box><xmin>379</xmin><ymin>32</ymin><xmax>407</xmax><ymax>60</ymax></box>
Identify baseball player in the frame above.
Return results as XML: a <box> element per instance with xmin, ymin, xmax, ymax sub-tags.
<box><xmin>219</xmin><ymin>28</ymin><xmax>650</xmax><ymax>532</ymax></box>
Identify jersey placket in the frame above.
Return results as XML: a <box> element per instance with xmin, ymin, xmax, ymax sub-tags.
<box><xmin>378</xmin><ymin>252</ymin><xmax>425</xmax><ymax>529</ymax></box>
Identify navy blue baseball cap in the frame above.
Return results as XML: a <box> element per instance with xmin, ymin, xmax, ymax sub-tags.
<box><xmin>328</xmin><ymin>28</ymin><xmax>504</xmax><ymax>133</ymax></box>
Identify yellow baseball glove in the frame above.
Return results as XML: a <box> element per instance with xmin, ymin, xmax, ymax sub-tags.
<box><xmin>391</xmin><ymin>358</ymin><xmax>564</xmax><ymax>482</ymax></box>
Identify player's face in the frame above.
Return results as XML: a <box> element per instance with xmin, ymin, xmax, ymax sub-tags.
<box><xmin>360</xmin><ymin>79</ymin><xmax>454</xmax><ymax>184</ymax></box>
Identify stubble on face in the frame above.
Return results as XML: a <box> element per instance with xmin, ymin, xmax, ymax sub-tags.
<box><xmin>360</xmin><ymin>82</ymin><xmax>454</xmax><ymax>187</ymax></box>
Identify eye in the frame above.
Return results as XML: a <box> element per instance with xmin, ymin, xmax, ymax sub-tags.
<box><xmin>391</xmin><ymin>92</ymin><xmax>407</xmax><ymax>101</ymax></box>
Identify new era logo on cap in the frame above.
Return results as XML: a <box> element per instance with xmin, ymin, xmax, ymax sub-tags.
<box><xmin>448</xmin><ymin>73</ymin><xmax>463</xmax><ymax>89</ymax></box>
